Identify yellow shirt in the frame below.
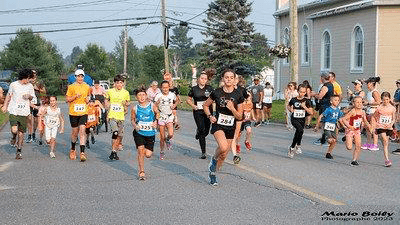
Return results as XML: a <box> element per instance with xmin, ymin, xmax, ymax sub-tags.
<box><xmin>66</xmin><ymin>83</ymin><xmax>91</xmax><ymax>116</ymax></box>
<box><xmin>106</xmin><ymin>88</ymin><xmax>130</xmax><ymax>120</ymax></box>
<box><xmin>333</xmin><ymin>81</ymin><xmax>342</xmax><ymax>96</ymax></box>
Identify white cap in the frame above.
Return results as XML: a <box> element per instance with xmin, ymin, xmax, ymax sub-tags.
<box><xmin>75</xmin><ymin>69</ymin><xmax>85</xmax><ymax>76</ymax></box>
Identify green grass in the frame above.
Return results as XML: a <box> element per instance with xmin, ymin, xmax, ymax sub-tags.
<box><xmin>178</xmin><ymin>96</ymin><xmax>287</xmax><ymax>123</ymax></box>
<box><xmin>0</xmin><ymin>111</ymin><xmax>9</xmax><ymax>127</ymax></box>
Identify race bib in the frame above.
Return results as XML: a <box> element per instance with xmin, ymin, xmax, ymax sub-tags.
<box><xmin>293</xmin><ymin>109</ymin><xmax>305</xmax><ymax>118</ymax></box>
<box><xmin>74</xmin><ymin>104</ymin><xmax>86</xmax><ymax>113</ymax></box>
<box><xmin>111</xmin><ymin>104</ymin><xmax>123</xmax><ymax>112</ymax></box>
<box><xmin>48</xmin><ymin>118</ymin><xmax>58</xmax><ymax>126</ymax></box>
<box><xmin>196</xmin><ymin>101</ymin><xmax>205</xmax><ymax>110</ymax></box>
<box><xmin>88</xmin><ymin>115</ymin><xmax>96</xmax><ymax>122</ymax></box>
<box><xmin>138</xmin><ymin>121</ymin><xmax>153</xmax><ymax>131</ymax></box>
<box><xmin>244</xmin><ymin>112</ymin><xmax>251</xmax><ymax>120</ymax></box>
<box><xmin>353</xmin><ymin>119</ymin><xmax>362</xmax><ymax>128</ymax></box>
<box><xmin>255</xmin><ymin>103</ymin><xmax>262</xmax><ymax>109</ymax></box>
<box><xmin>159</xmin><ymin>114</ymin><xmax>169</xmax><ymax>122</ymax></box>
<box><xmin>264</xmin><ymin>97</ymin><xmax>272</xmax><ymax>104</ymax></box>
<box><xmin>379</xmin><ymin>115</ymin><xmax>392</xmax><ymax>125</ymax></box>
<box><xmin>217</xmin><ymin>113</ymin><xmax>235</xmax><ymax>126</ymax></box>
<box><xmin>324</xmin><ymin>122</ymin><xmax>336</xmax><ymax>131</ymax></box>
<box><xmin>366</xmin><ymin>107</ymin><xmax>376</xmax><ymax>115</ymax></box>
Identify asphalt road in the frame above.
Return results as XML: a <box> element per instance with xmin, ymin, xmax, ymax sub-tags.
<box><xmin>1</xmin><ymin>102</ymin><xmax>399</xmax><ymax>224</ymax></box>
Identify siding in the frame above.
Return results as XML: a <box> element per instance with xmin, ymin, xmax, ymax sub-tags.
<box><xmin>377</xmin><ymin>5</ymin><xmax>400</xmax><ymax>94</ymax></box>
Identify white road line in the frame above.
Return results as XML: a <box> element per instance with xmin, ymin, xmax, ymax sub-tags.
<box><xmin>0</xmin><ymin>162</ymin><xmax>13</xmax><ymax>172</ymax></box>
<box><xmin>174</xmin><ymin>139</ymin><xmax>346</xmax><ymax>206</ymax></box>
<box><xmin>0</xmin><ymin>185</ymin><xmax>14</xmax><ymax>191</ymax></box>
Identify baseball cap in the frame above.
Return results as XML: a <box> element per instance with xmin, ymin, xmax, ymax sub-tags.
<box><xmin>396</xmin><ymin>79</ymin><xmax>400</xmax><ymax>84</ymax></box>
<box><xmin>75</xmin><ymin>69</ymin><xmax>85</xmax><ymax>76</ymax></box>
<box><xmin>254</xmin><ymin>75</ymin><xmax>260</xmax><ymax>80</ymax></box>
<box><xmin>352</xmin><ymin>79</ymin><xmax>362</xmax><ymax>85</ymax></box>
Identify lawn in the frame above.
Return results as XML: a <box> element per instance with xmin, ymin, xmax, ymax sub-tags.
<box><xmin>0</xmin><ymin>111</ymin><xmax>8</xmax><ymax>127</ymax></box>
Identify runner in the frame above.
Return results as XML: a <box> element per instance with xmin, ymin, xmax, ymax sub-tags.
<box><xmin>131</xmin><ymin>86</ymin><xmax>158</xmax><ymax>180</ymax></box>
<box><xmin>92</xmin><ymin>80</ymin><xmax>108</xmax><ymax>133</ymax></box>
<box><xmin>248</xmin><ymin>75</ymin><xmax>264</xmax><ymax>127</ymax></box>
<box><xmin>1</xmin><ymin>69</ymin><xmax>37</xmax><ymax>159</ymax></box>
<box><xmin>85</xmin><ymin>99</ymin><xmax>100</xmax><ymax>149</ymax></box>
<box><xmin>42</xmin><ymin>96</ymin><xmax>65</xmax><ymax>158</ymax></box>
<box><xmin>234</xmin><ymin>92</ymin><xmax>254</xmax><ymax>161</ymax></box>
<box><xmin>284</xmin><ymin>82</ymin><xmax>298</xmax><ymax>130</ymax></box>
<box><xmin>347</xmin><ymin>79</ymin><xmax>366</xmax><ymax>104</ymax></box>
<box><xmin>203</xmin><ymin>69</ymin><xmax>244</xmax><ymax>186</ymax></box>
<box><xmin>105</xmin><ymin>74</ymin><xmax>130</xmax><ymax>160</ymax></box>
<box><xmin>154</xmin><ymin>80</ymin><xmax>177</xmax><ymax>160</ymax></box>
<box><xmin>302</xmin><ymin>80</ymin><xmax>313</xmax><ymax>129</ymax></box>
<box><xmin>65</xmin><ymin>69</ymin><xmax>91</xmax><ymax>162</ymax></box>
<box><xmin>186</xmin><ymin>68</ymin><xmax>214</xmax><ymax>159</ymax></box>
<box><xmin>371</xmin><ymin>92</ymin><xmax>396</xmax><ymax>167</ymax></box>
<box><xmin>340</xmin><ymin>96</ymin><xmax>371</xmax><ymax>165</ymax></box>
<box><xmin>146</xmin><ymin>81</ymin><xmax>161</xmax><ymax>103</ymax></box>
<box><xmin>36</xmin><ymin>97</ymin><xmax>50</xmax><ymax>146</ymax></box>
<box><xmin>163</xmin><ymin>71</ymin><xmax>181</xmax><ymax>130</ymax></box>
<box><xmin>362</xmin><ymin>76</ymin><xmax>381</xmax><ymax>151</ymax></box>
<box><xmin>26</xmin><ymin>69</ymin><xmax>46</xmax><ymax>143</ymax></box>
<box><xmin>262</xmin><ymin>82</ymin><xmax>274</xmax><ymax>125</ymax></box>
<box><xmin>314</xmin><ymin>95</ymin><xmax>343</xmax><ymax>159</ymax></box>
<box><xmin>287</xmin><ymin>84</ymin><xmax>313</xmax><ymax>158</ymax></box>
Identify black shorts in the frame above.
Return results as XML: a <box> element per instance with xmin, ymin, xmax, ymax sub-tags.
<box><xmin>240</xmin><ymin>121</ymin><xmax>251</xmax><ymax>132</ymax></box>
<box><xmin>263</xmin><ymin>103</ymin><xmax>272</xmax><ymax>108</ymax></box>
<box><xmin>69</xmin><ymin>115</ymin><xmax>88</xmax><ymax>128</ymax></box>
<box><xmin>133</xmin><ymin>130</ymin><xmax>155</xmax><ymax>151</ymax></box>
<box><xmin>375</xmin><ymin>129</ymin><xmax>394</xmax><ymax>136</ymax></box>
<box><xmin>30</xmin><ymin>107</ymin><xmax>39</xmax><ymax>117</ymax></box>
<box><xmin>210</xmin><ymin>124</ymin><xmax>235</xmax><ymax>139</ymax></box>
<box><xmin>253</xmin><ymin>102</ymin><xmax>262</xmax><ymax>110</ymax></box>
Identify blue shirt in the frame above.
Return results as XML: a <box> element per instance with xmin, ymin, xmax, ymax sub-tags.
<box><xmin>394</xmin><ymin>88</ymin><xmax>400</xmax><ymax>102</ymax></box>
<box><xmin>135</xmin><ymin>103</ymin><xmax>156</xmax><ymax>137</ymax></box>
<box><xmin>322</xmin><ymin>106</ymin><xmax>343</xmax><ymax>124</ymax></box>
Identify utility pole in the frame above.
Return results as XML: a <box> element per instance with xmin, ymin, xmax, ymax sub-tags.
<box><xmin>289</xmin><ymin>0</ymin><xmax>298</xmax><ymax>82</ymax></box>
<box><xmin>161</xmin><ymin>0</ymin><xmax>170</xmax><ymax>73</ymax></box>
<box><xmin>123</xmin><ymin>24</ymin><xmax>128</xmax><ymax>76</ymax></box>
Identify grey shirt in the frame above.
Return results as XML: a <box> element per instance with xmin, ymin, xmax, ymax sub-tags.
<box><xmin>248</xmin><ymin>85</ymin><xmax>263</xmax><ymax>103</ymax></box>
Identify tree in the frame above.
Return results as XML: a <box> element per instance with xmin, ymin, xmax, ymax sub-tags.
<box><xmin>138</xmin><ymin>45</ymin><xmax>164</xmax><ymax>86</ymax></box>
<box><xmin>113</xmin><ymin>29</ymin><xmax>142</xmax><ymax>79</ymax></box>
<box><xmin>75</xmin><ymin>43</ymin><xmax>115</xmax><ymax>81</ymax></box>
<box><xmin>201</xmin><ymin>0</ymin><xmax>255</xmax><ymax>73</ymax></box>
<box><xmin>170</xmin><ymin>25</ymin><xmax>197</xmax><ymax>79</ymax></box>
<box><xmin>248</xmin><ymin>33</ymin><xmax>272</xmax><ymax>70</ymax></box>
<box><xmin>0</xmin><ymin>28</ymin><xmax>64</xmax><ymax>95</ymax></box>
<box><xmin>64</xmin><ymin>46</ymin><xmax>83</xmax><ymax>68</ymax></box>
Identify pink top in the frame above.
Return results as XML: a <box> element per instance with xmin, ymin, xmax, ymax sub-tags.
<box><xmin>147</xmin><ymin>87</ymin><xmax>161</xmax><ymax>102</ymax></box>
<box><xmin>92</xmin><ymin>86</ymin><xmax>105</xmax><ymax>95</ymax></box>
<box><xmin>373</xmin><ymin>104</ymin><xmax>396</xmax><ymax>129</ymax></box>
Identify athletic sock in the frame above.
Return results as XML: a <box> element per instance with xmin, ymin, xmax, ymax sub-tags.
<box><xmin>71</xmin><ymin>142</ymin><xmax>76</xmax><ymax>150</ymax></box>
<box><xmin>80</xmin><ymin>145</ymin><xmax>85</xmax><ymax>153</ymax></box>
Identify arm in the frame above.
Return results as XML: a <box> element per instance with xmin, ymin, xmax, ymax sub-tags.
<box><xmin>186</xmin><ymin>96</ymin><xmax>197</xmax><ymax>110</ymax></box>
<box><xmin>314</xmin><ymin>114</ymin><xmax>324</xmax><ymax>131</ymax></box>
<box><xmin>226</xmin><ymin>101</ymin><xmax>243</xmax><ymax>121</ymax></box>
<box><xmin>314</xmin><ymin>86</ymin><xmax>328</xmax><ymax>100</ymax></box>
<box><xmin>59</xmin><ymin>113</ymin><xmax>65</xmax><ymax>133</ymax></box>
<box><xmin>203</xmin><ymin>97</ymin><xmax>216</xmax><ymax>123</ymax></box>
<box><xmin>130</xmin><ymin>105</ymin><xmax>137</xmax><ymax>130</ymax></box>
<box><xmin>370</xmin><ymin>91</ymin><xmax>381</xmax><ymax>106</ymax></box>
<box><xmin>1</xmin><ymin>92</ymin><xmax>11</xmax><ymax>113</ymax></box>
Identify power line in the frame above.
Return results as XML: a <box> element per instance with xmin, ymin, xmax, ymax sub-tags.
<box><xmin>0</xmin><ymin>21</ymin><xmax>160</xmax><ymax>36</ymax></box>
<box><xmin>186</xmin><ymin>9</ymin><xmax>207</xmax><ymax>22</ymax></box>
<box><xmin>0</xmin><ymin>16</ymin><xmax>160</xmax><ymax>28</ymax></box>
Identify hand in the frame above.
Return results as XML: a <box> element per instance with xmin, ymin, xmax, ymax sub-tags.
<box><xmin>226</xmin><ymin>100</ymin><xmax>235</xmax><ymax>111</ymax></box>
<box><xmin>313</xmin><ymin>127</ymin><xmax>319</xmax><ymax>132</ymax></box>
<box><xmin>152</xmin><ymin>121</ymin><xmax>158</xmax><ymax>129</ymax></box>
<box><xmin>76</xmin><ymin>94</ymin><xmax>82</xmax><ymax>99</ymax></box>
<box><xmin>301</xmin><ymin>102</ymin><xmax>307</xmax><ymax>109</ymax></box>
<box><xmin>209</xmin><ymin>115</ymin><xmax>217</xmax><ymax>123</ymax></box>
<box><xmin>349</xmin><ymin>126</ymin><xmax>355</xmax><ymax>131</ymax></box>
<box><xmin>192</xmin><ymin>105</ymin><xmax>198</xmax><ymax>110</ymax></box>
<box><xmin>22</xmin><ymin>94</ymin><xmax>31</xmax><ymax>100</ymax></box>
<box><xmin>59</xmin><ymin>128</ymin><xmax>64</xmax><ymax>134</ymax></box>
<box><xmin>1</xmin><ymin>105</ymin><xmax>7</xmax><ymax>113</ymax></box>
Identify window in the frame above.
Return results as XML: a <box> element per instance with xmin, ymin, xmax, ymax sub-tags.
<box><xmin>301</xmin><ymin>24</ymin><xmax>310</xmax><ymax>65</ymax></box>
<box><xmin>322</xmin><ymin>31</ymin><xmax>331</xmax><ymax>71</ymax></box>
<box><xmin>283</xmin><ymin>28</ymin><xmax>290</xmax><ymax>64</ymax></box>
<box><xmin>351</xmin><ymin>26</ymin><xmax>364</xmax><ymax>72</ymax></box>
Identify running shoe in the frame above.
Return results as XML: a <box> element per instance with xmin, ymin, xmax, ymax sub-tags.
<box><xmin>236</xmin><ymin>144</ymin><xmax>241</xmax><ymax>154</ymax></box>
<box><xmin>392</xmin><ymin>149</ymin><xmax>400</xmax><ymax>155</ymax></box>
<box><xmin>91</xmin><ymin>136</ymin><xmax>95</xmax><ymax>144</ymax></box>
<box><xmin>166</xmin><ymin>138</ymin><xmax>173</xmax><ymax>151</ymax></box>
<box><xmin>295</xmin><ymin>145</ymin><xmax>302</xmax><ymax>154</ymax></box>
<box><xmin>351</xmin><ymin>161</ymin><xmax>359</xmax><ymax>166</ymax></box>
<box><xmin>245</xmin><ymin>141</ymin><xmax>252</xmax><ymax>151</ymax></box>
<box><xmin>109</xmin><ymin>151</ymin><xmax>119</xmax><ymax>160</ymax></box>
<box><xmin>325</xmin><ymin>153</ymin><xmax>333</xmax><ymax>159</ymax></box>
<box><xmin>385</xmin><ymin>160</ymin><xmax>392</xmax><ymax>167</ymax></box>
<box><xmin>138</xmin><ymin>171</ymin><xmax>146</xmax><ymax>181</ymax></box>
<box><xmin>368</xmin><ymin>144</ymin><xmax>379</xmax><ymax>151</ymax></box>
<box><xmin>26</xmin><ymin>135</ymin><xmax>32</xmax><ymax>143</ymax></box>
<box><xmin>50</xmin><ymin>151</ymin><xmax>56</xmax><ymax>159</ymax></box>
<box><xmin>305</xmin><ymin>124</ymin><xmax>312</xmax><ymax>129</ymax></box>
<box><xmin>208</xmin><ymin>172</ymin><xmax>218</xmax><ymax>186</ymax></box>
<box><xmin>208</xmin><ymin>157</ymin><xmax>217</xmax><ymax>173</ymax></box>
<box><xmin>233</xmin><ymin>155</ymin><xmax>241</xmax><ymax>164</ymax></box>
<box><xmin>199</xmin><ymin>153</ymin><xmax>206</xmax><ymax>159</ymax></box>
<box><xmin>174</xmin><ymin>123</ymin><xmax>181</xmax><ymax>130</ymax></box>
<box><xmin>80</xmin><ymin>152</ymin><xmax>87</xmax><ymax>162</ymax></box>
<box><xmin>255</xmin><ymin>122</ymin><xmax>262</xmax><ymax>128</ymax></box>
<box><xmin>15</xmin><ymin>152</ymin><xmax>22</xmax><ymax>160</ymax></box>
<box><xmin>118</xmin><ymin>144</ymin><xmax>124</xmax><ymax>151</ymax></box>
<box><xmin>287</xmin><ymin>146</ymin><xmax>295</xmax><ymax>158</ymax></box>
<box><xmin>38</xmin><ymin>139</ymin><xmax>43</xmax><ymax>146</ymax></box>
<box><xmin>313</xmin><ymin>139</ymin><xmax>321</xmax><ymax>146</ymax></box>
<box><xmin>160</xmin><ymin>151</ymin><xmax>165</xmax><ymax>160</ymax></box>
<box><xmin>342</xmin><ymin>136</ymin><xmax>346</xmax><ymax>142</ymax></box>
<box><xmin>69</xmin><ymin>150</ymin><xmax>76</xmax><ymax>160</ymax></box>
<box><xmin>361</xmin><ymin>143</ymin><xmax>370</xmax><ymax>150</ymax></box>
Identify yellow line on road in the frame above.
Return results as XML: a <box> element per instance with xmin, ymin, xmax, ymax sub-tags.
<box><xmin>174</xmin><ymin>139</ymin><xmax>346</xmax><ymax>206</ymax></box>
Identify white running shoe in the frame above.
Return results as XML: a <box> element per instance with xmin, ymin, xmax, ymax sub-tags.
<box><xmin>295</xmin><ymin>146</ymin><xmax>302</xmax><ymax>154</ymax></box>
<box><xmin>50</xmin><ymin>151</ymin><xmax>56</xmax><ymax>159</ymax></box>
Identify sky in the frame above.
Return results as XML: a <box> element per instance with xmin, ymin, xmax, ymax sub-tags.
<box><xmin>0</xmin><ymin>0</ymin><xmax>314</xmax><ymax>57</ymax></box>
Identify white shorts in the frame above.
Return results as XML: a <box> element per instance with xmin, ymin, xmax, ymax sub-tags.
<box><xmin>158</xmin><ymin>113</ymin><xmax>174</xmax><ymax>126</ymax></box>
<box><xmin>45</xmin><ymin>126</ymin><xmax>58</xmax><ymax>141</ymax></box>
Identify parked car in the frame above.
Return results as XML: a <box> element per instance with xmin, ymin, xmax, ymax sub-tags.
<box><xmin>0</xmin><ymin>81</ymin><xmax>10</xmax><ymax>95</ymax></box>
